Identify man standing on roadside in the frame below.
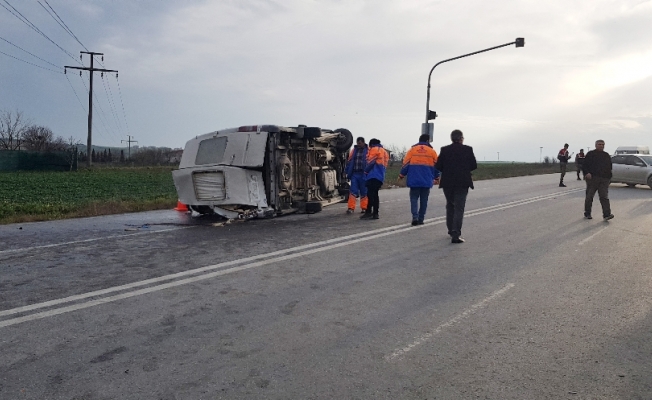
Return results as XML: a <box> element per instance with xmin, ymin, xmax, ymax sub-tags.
<box><xmin>558</xmin><ymin>143</ymin><xmax>571</xmax><ymax>187</ymax></box>
<box><xmin>582</xmin><ymin>140</ymin><xmax>614</xmax><ymax>221</ymax></box>
<box><xmin>398</xmin><ymin>134</ymin><xmax>440</xmax><ymax>226</ymax></box>
<box><xmin>575</xmin><ymin>149</ymin><xmax>586</xmax><ymax>180</ymax></box>
<box><xmin>435</xmin><ymin>130</ymin><xmax>477</xmax><ymax>243</ymax></box>
<box><xmin>345</xmin><ymin>137</ymin><xmax>368</xmax><ymax>214</ymax></box>
<box><xmin>361</xmin><ymin>138</ymin><xmax>388</xmax><ymax>220</ymax></box>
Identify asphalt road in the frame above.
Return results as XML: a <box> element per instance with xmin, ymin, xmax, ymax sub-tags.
<box><xmin>1</xmin><ymin>174</ymin><xmax>651</xmax><ymax>400</ymax></box>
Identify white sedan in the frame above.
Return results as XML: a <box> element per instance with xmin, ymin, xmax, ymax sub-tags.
<box><xmin>611</xmin><ymin>154</ymin><xmax>652</xmax><ymax>188</ymax></box>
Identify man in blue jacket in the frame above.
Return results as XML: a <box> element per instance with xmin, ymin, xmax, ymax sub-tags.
<box><xmin>399</xmin><ymin>134</ymin><xmax>440</xmax><ymax>225</ymax></box>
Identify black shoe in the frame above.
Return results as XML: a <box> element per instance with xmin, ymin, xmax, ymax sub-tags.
<box><xmin>603</xmin><ymin>214</ymin><xmax>614</xmax><ymax>221</ymax></box>
<box><xmin>360</xmin><ymin>213</ymin><xmax>373</xmax><ymax>220</ymax></box>
<box><xmin>559</xmin><ymin>182</ymin><xmax>567</xmax><ymax>187</ymax></box>
<box><xmin>451</xmin><ymin>237</ymin><xmax>465</xmax><ymax>244</ymax></box>
<box><xmin>417</xmin><ymin>220</ymin><xmax>424</xmax><ymax>225</ymax></box>
<box><xmin>411</xmin><ymin>219</ymin><xmax>419</xmax><ymax>226</ymax></box>
<box><xmin>372</xmin><ymin>214</ymin><xmax>379</xmax><ymax>220</ymax></box>
<box><xmin>577</xmin><ymin>177</ymin><xmax>581</xmax><ymax>180</ymax></box>
<box><xmin>346</xmin><ymin>209</ymin><xmax>354</xmax><ymax>214</ymax></box>
<box><xmin>584</xmin><ymin>212</ymin><xmax>592</xmax><ymax>219</ymax></box>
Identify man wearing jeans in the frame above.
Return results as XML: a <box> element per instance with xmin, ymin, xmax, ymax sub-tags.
<box><xmin>398</xmin><ymin>134</ymin><xmax>440</xmax><ymax>226</ymax></box>
<box><xmin>345</xmin><ymin>137</ymin><xmax>368</xmax><ymax>214</ymax></box>
<box><xmin>582</xmin><ymin>140</ymin><xmax>614</xmax><ymax>220</ymax></box>
<box><xmin>435</xmin><ymin>130</ymin><xmax>477</xmax><ymax>244</ymax></box>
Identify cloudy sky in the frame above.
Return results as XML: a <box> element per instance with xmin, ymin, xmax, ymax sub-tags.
<box><xmin>1</xmin><ymin>0</ymin><xmax>651</xmax><ymax>161</ymax></box>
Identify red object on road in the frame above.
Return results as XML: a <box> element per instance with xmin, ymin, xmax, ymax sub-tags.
<box><xmin>174</xmin><ymin>201</ymin><xmax>188</xmax><ymax>212</ymax></box>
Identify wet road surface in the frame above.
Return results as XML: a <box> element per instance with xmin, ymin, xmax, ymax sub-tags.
<box><xmin>1</xmin><ymin>174</ymin><xmax>652</xmax><ymax>399</ymax></box>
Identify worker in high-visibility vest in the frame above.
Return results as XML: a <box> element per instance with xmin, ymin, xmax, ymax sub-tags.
<box><xmin>361</xmin><ymin>138</ymin><xmax>389</xmax><ymax>220</ymax></box>
<box><xmin>399</xmin><ymin>134</ymin><xmax>440</xmax><ymax>225</ymax></box>
<box><xmin>344</xmin><ymin>137</ymin><xmax>368</xmax><ymax>214</ymax></box>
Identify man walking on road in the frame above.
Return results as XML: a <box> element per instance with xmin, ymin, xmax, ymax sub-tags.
<box><xmin>582</xmin><ymin>140</ymin><xmax>614</xmax><ymax>221</ymax></box>
<box><xmin>398</xmin><ymin>134</ymin><xmax>440</xmax><ymax>226</ymax></box>
<box><xmin>435</xmin><ymin>130</ymin><xmax>477</xmax><ymax>243</ymax></box>
<box><xmin>558</xmin><ymin>143</ymin><xmax>571</xmax><ymax>187</ymax></box>
<box><xmin>345</xmin><ymin>137</ymin><xmax>368</xmax><ymax>214</ymax></box>
<box><xmin>575</xmin><ymin>149</ymin><xmax>586</xmax><ymax>180</ymax></box>
<box><xmin>361</xmin><ymin>138</ymin><xmax>389</xmax><ymax>220</ymax></box>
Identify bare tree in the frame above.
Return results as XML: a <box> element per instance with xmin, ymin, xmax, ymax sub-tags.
<box><xmin>384</xmin><ymin>144</ymin><xmax>408</xmax><ymax>166</ymax></box>
<box><xmin>22</xmin><ymin>125</ymin><xmax>54</xmax><ymax>151</ymax></box>
<box><xmin>0</xmin><ymin>110</ymin><xmax>30</xmax><ymax>150</ymax></box>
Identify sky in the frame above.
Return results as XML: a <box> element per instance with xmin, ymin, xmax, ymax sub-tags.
<box><xmin>1</xmin><ymin>0</ymin><xmax>651</xmax><ymax>162</ymax></box>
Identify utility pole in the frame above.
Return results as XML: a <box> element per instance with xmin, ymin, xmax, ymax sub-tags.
<box><xmin>497</xmin><ymin>152</ymin><xmax>500</xmax><ymax>161</ymax></box>
<box><xmin>540</xmin><ymin>147</ymin><xmax>543</xmax><ymax>163</ymax></box>
<box><xmin>121</xmin><ymin>135</ymin><xmax>138</xmax><ymax>160</ymax></box>
<box><xmin>65</xmin><ymin>52</ymin><xmax>118</xmax><ymax>167</ymax></box>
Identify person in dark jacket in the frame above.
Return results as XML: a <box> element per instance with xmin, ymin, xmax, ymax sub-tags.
<box><xmin>575</xmin><ymin>149</ymin><xmax>585</xmax><ymax>180</ymax></box>
<box><xmin>344</xmin><ymin>137</ymin><xmax>368</xmax><ymax>214</ymax></box>
<box><xmin>361</xmin><ymin>138</ymin><xmax>389</xmax><ymax>220</ymax></box>
<box><xmin>435</xmin><ymin>129</ymin><xmax>477</xmax><ymax>243</ymax></box>
<box><xmin>582</xmin><ymin>140</ymin><xmax>614</xmax><ymax>220</ymax></box>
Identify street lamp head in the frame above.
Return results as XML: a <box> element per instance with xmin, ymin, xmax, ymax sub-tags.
<box><xmin>515</xmin><ymin>37</ymin><xmax>525</xmax><ymax>48</ymax></box>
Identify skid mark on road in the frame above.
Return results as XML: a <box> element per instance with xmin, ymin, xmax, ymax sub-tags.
<box><xmin>385</xmin><ymin>283</ymin><xmax>515</xmax><ymax>361</ymax></box>
<box><xmin>0</xmin><ymin>189</ymin><xmax>581</xmax><ymax>329</ymax></box>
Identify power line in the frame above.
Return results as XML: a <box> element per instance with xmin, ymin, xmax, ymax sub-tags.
<box><xmin>0</xmin><ymin>35</ymin><xmax>60</xmax><ymax>68</ymax></box>
<box><xmin>65</xmin><ymin>73</ymin><xmax>86</xmax><ymax>113</ymax></box>
<box><xmin>101</xmin><ymin>73</ymin><xmax>124</xmax><ymax>137</ymax></box>
<box><xmin>39</xmin><ymin>0</ymin><xmax>88</xmax><ymax>51</ymax></box>
<box><xmin>115</xmin><ymin>75</ymin><xmax>132</xmax><ymax>137</ymax></box>
<box><xmin>1</xmin><ymin>0</ymin><xmax>81</xmax><ymax>65</ymax></box>
<box><xmin>0</xmin><ymin>49</ymin><xmax>62</xmax><ymax>73</ymax></box>
<box><xmin>78</xmin><ymin>73</ymin><xmax>116</xmax><ymax>144</ymax></box>
<box><xmin>67</xmin><ymin>53</ymin><xmax>122</xmax><ymax>162</ymax></box>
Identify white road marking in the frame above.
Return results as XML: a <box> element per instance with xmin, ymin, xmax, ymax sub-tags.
<box><xmin>0</xmin><ymin>226</ymin><xmax>195</xmax><ymax>255</ymax></box>
<box><xmin>385</xmin><ymin>283</ymin><xmax>515</xmax><ymax>361</ymax></box>
<box><xmin>0</xmin><ymin>189</ymin><xmax>581</xmax><ymax>328</ymax></box>
<box><xmin>578</xmin><ymin>227</ymin><xmax>608</xmax><ymax>246</ymax></box>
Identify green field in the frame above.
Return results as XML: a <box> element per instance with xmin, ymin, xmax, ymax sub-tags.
<box><xmin>0</xmin><ymin>163</ymin><xmax>565</xmax><ymax>224</ymax></box>
<box><xmin>384</xmin><ymin>162</ymin><xmax>563</xmax><ymax>187</ymax></box>
<box><xmin>0</xmin><ymin>167</ymin><xmax>178</xmax><ymax>224</ymax></box>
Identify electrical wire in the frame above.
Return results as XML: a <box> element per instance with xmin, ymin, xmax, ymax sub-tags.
<box><xmin>115</xmin><ymin>75</ymin><xmax>132</xmax><ymax>137</ymax></box>
<box><xmin>0</xmin><ymin>49</ymin><xmax>62</xmax><ymax>73</ymax></box>
<box><xmin>77</xmin><ymin>73</ymin><xmax>118</xmax><ymax>145</ymax></box>
<box><xmin>0</xmin><ymin>35</ymin><xmax>60</xmax><ymax>68</ymax></box>
<box><xmin>101</xmin><ymin>73</ymin><xmax>124</xmax><ymax>136</ymax></box>
<box><xmin>65</xmin><ymin>73</ymin><xmax>86</xmax><ymax>113</ymax></box>
<box><xmin>40</xmin><ymin>0</ymin><xmax>88</xmax><ymax>51</ymax></box>
<box><xmin>1</xmin><ymin>0</ymin><xmax>81</xmax><ymax>65</ymax></box>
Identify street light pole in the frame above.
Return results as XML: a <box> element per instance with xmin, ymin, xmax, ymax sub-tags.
<box><xmin>540</xmin><ymin>147</ymin><xmax>543</xmax><ymax>163</ymax></box>
<box><xmin>424</xmin><ymin>38</ymin><xmax>525</xmax><ymax>137</ymax></box>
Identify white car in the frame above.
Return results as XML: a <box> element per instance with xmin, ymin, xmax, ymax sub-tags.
<box><xmin>172</xmin><ymin>124</ymin><xmax>353</xmax><ymax>219</ymax></box>
<box><xmin>611</xmin><ymin>154</ymin><xmax>652</xmax><ymax>188</ymax></box>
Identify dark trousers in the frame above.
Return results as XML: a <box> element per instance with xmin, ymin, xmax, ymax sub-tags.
<box><xmin>443</xmin><ymin>186</ymin><xmax>469</xmax><ymax>239</ymax></box>
<box><xmin>365</xmin><ymin>178</ymin><xmax>382</xmax><ymax>216</ymax></box>
<box><xmin>585</xmin><ymin>176</ymin><xmax>611</xmax><ymax>217</ymax></box>
<box><xmin>560</xmin><ymin>162</ymin><xmax>567</xmax><ymax>182</ymax></box>
<box><xmin>409</xmin><ymin>187</ymin><xmax>430</xmax><ymax>222</ymax></box>
<box><xmin>576</xmin><ymin>164</ymin><xmax>584</xmax><ymax>179</ymax></box>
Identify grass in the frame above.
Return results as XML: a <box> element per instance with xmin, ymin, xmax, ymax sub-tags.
<box><xmin>384</xmin><ymin>162</ymin><xmax>564</xmax><ymax>188</ymax></box>
<box><xmin>0</xmin><ymin>166</ymin><xmax>178</xmax><ymax>224</ymax></box>
<box><xmin>1</xmin><ymin>163</ymin><xmax>565</xmax><ymax>224</ymax></box>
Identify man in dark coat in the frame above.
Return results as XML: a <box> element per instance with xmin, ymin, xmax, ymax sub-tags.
<box><xmin>435</xmin><ymin>129</ymin><xmax>477</xmax><ymax>243</ymax></box>
<box><xmin>582</xmin><ymin>140</ymin><xmax>614</xmax><ymax>220</ymax></box>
